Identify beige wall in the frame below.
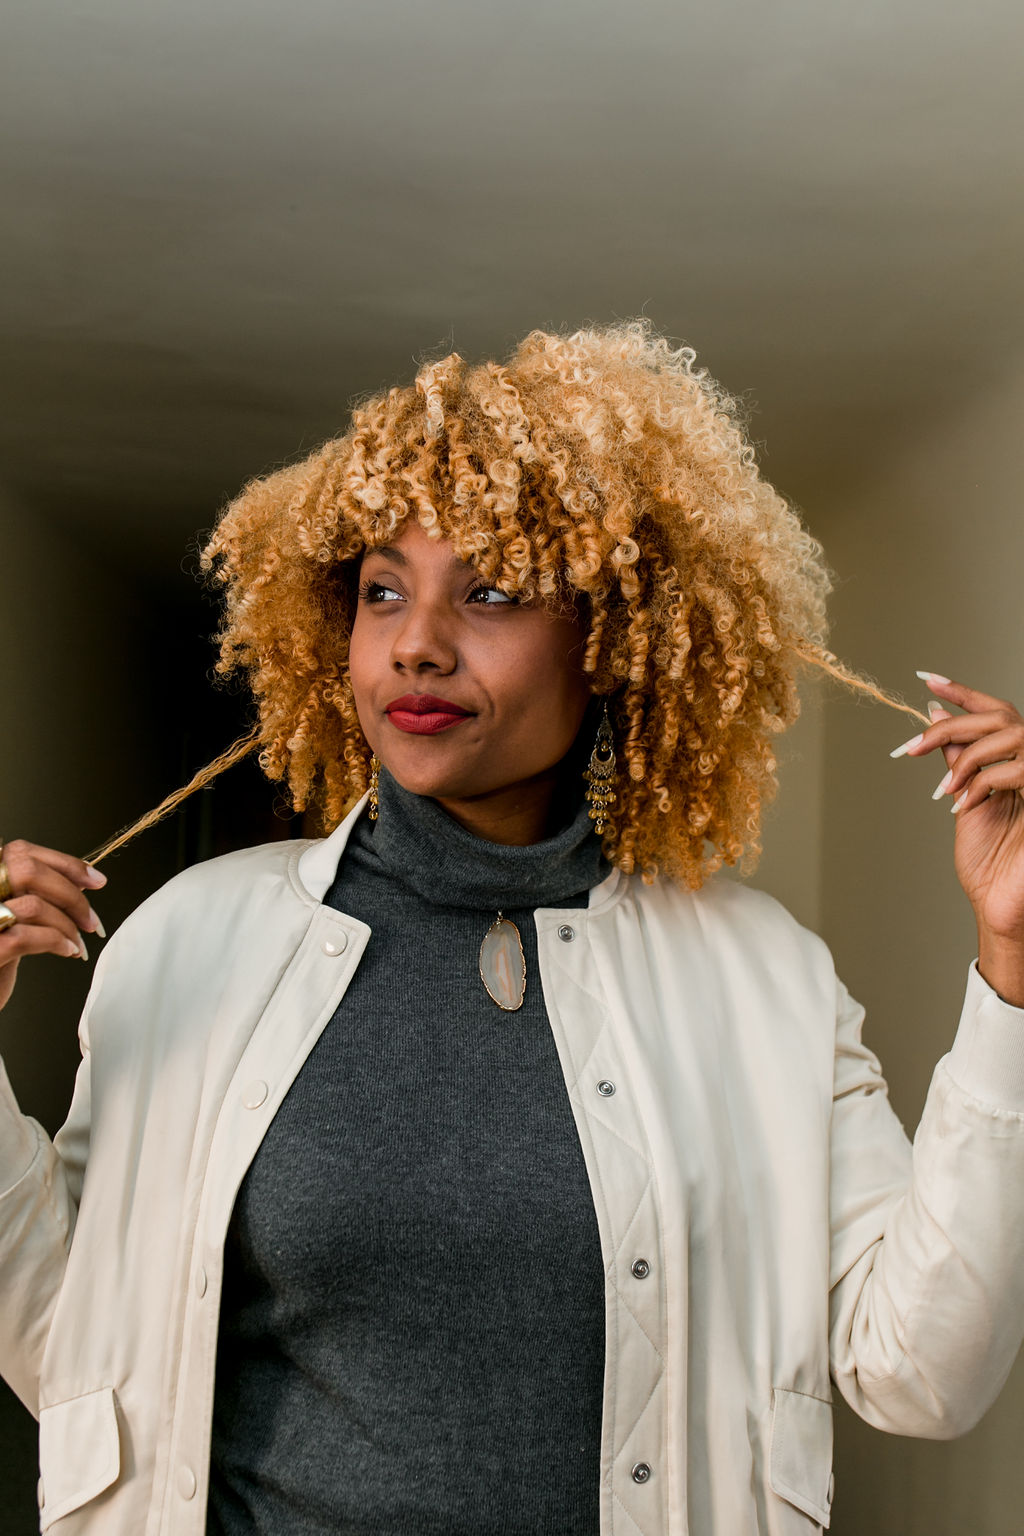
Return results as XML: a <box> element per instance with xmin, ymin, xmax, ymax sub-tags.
<box><xmin>751</xmin><ymin>677</ymin><xmax>825</xmax><ymax>934</ymax></box>
<box><xmin>810</xmin><ymin>365</ymin><xmax>1024</xmax><ymax>1533</ymax></box>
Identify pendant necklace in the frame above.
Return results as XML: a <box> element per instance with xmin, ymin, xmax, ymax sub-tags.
<box><xmin>479</xmin><ymin>912</ymin><xmax>527</xmax><ymax>1011</ymax></box>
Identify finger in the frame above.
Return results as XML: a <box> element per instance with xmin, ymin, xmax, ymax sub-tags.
<box><xmin>0</xmin><ymin>919</ymin><xmax>84</xmax><ymax>963</ymax></box>
<box><xmin>949</xmin><ymin>760</ymin><xmax>1024</xmax><ymax>816</ymax></box>
<box><xmin>927</xmin><ymin>704</ymin><xmax>967</xmax><ymax>769</ymax></box>
<box><xmin>890</xmin><ymin>710</ymin><xmax>1016</xmax><ymax>760</ymax></box>
<box><xmin>2</xmin><ymin>839</ymin><xmax>106</xmax><ymax>892</ymax></box>
<box><xmin>0</xmin><ymin>895</ymin><xmax>89</xmax><ymax>959</ymax></box>
<box><xmin>916</xmin><ymin>672</ymin><xmax>1016</xmax><ymax>717</ymax></box>
<box><xmin>1</xmin><ymin>842</ymin><xmax>107</xmax><ymax>934</ymax></box>
<box><xmin>7</xmin><ymin>859</ymin><xmax>105</xmax><ymax>937</ymax></box>
<box><xmin>942</xmin><ymin>726</ymin><xmax>1024</xmax><ymax>799</ymax></box>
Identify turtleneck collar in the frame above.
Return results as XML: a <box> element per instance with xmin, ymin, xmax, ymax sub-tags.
<box><xmin>366</xmin><ymin>765</ymin><xmax>610</xmax><ymax>911</ymax></box>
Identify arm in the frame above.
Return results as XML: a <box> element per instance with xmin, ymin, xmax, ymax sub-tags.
<box><xmin>830</xmin><ymin>675</ymin><xmax>1024</xmax><ymax>1435</ymax></box>
<box><xmin>0</xmin><ymin>1043</ymin><xmax>91</xmax><ymax>1415</ymax></box>
<box><xmin>829</xmin><ymin>968</ymin><xmax>1024</xmax><ymax>1437</ymax></box>
<box><xmin>0</xmin><ymin>838</ymin><xmax>106</xmax><ymax>1414</ymax></box>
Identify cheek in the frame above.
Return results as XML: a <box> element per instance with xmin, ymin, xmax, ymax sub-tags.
<box><xmin>347</xmin><ymin>616</ymin><xmax>377</xmax><ymax>724</ymax></box>
<box><xmin>504</xmin><ymin>625</ymin><xmax>591</xmax><ymax>737</ymax></box>
<box><xmin>348</xmin><ymin>613</ymin><xmax>372</xmax><ymax>685</ymax></box>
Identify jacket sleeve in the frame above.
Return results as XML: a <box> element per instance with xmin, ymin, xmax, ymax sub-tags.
<box><xmin>828</xmin><ymin>962</ymin><xmax>1024</xmax><ymax>1438</ymax></box>
<box><xmin>0</xmin><ymin>1024</ymin><xmax>91</xmax><ymax>1417</ymax></box>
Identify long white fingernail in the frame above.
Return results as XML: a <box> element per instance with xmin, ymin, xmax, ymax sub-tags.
<box><xmin>952</xmin><ymin>791</ymin><xmax>969</xmax><ymax>814</ymax></box>
<box><xmin>917</xmin><ymin>670</ymin><xmax>951</xmax><ymax>686</ymax></box>
<box><xmin>62</xmin><ymin>938</ymin><xmax>80</xmax><ymax>958</ymax></box>
<box><xmin>928</xmin><ymin>702</ymin><xmax>951</xmax><ymax>721</ymax></box>
<box><xmin>890</xmin><ymin>733</ymin><xmax>924</xmax><ymax>758</ymax></box>
<box><xmin>88</xmin><ymin>907</ymin><xmax>106</xmax><ymax>939</ymax></box>
<box><xmin>932</xmin><ymin>770</ymin><xmax>953</xmax><ymax>800</ymax></box>
<box><xmin>77</xmin><ymin>934</ymin><xmax>89</xmax><ymax>962</ymax></box>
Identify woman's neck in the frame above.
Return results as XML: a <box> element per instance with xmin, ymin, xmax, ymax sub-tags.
<box><xmin>366</xmin><ymin>765</ymin><xmax>610</xmax><ymax>911</ymax></box>
<box><xmin>432</xmin><ymin>766</ymin><xmax>576</xmax><ymax>846</ymax></box>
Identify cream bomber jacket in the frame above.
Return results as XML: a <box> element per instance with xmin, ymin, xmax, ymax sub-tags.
<box><xmin>3</xmin><ymin>793</ymin><xmax>1024</xmax><ymax>1535</ymax></box>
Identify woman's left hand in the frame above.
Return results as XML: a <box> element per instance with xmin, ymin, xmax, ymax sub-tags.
<box><xmin>892</xmin><ymin>674</ymin><xmax>1024</xmax><ymax>1004</ymax></box>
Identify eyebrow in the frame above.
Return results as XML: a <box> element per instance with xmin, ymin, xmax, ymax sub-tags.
<box><xmin>361</xmin><ymin>542</ymin><xmax>478</xmax><ymax>577</ymax></box>
<box><xmin>362</xmin><ymin>543</ymin><xmax>408</xmax><ymax>566</ymax></box>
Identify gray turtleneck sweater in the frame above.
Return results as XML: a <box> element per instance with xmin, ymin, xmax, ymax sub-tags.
<box><xmin>207</xmin><ymin>770</ymin><xmax>609</xmax><ymax>1535</ymax></box>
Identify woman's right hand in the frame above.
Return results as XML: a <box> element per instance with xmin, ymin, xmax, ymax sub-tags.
<box><xmin>0</xmin><ymin>840</ymin><xmax>107</xmax><ymax>1012</ymax></box>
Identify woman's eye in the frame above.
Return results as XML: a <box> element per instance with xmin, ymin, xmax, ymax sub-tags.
<box><xmin>358</xmin><ymin>579</ymin><xmax>403</xmax><ymax>603</ymax></box>
<box><xmin>357</xmin><ymin>578</ymin><xmax>516</xmax><ymax>606</ymax></box>
<box><xmin>467</xmin><ymin>585</ymin><xmax>516</xmax><ymax>606</ymax></box>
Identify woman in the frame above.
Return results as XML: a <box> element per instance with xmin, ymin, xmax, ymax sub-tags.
<box><xmin>1</xmin><ymin>322</ymin><xmax>1023</xmax><ymax>1535</ymax></box>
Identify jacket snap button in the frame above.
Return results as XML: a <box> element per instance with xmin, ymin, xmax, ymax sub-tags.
<box><xmin>557</xmin><ymin>924</ymin><xmax>575</xmax><ymax>942</ymax></box>
<box><xmin>242</xmin><ymin>1080</ymin><xmax>269</xmax><ymax>1109</ymax></box>
<box><xmin>195</xmin><ymin>1266</ymin><xmax>208</xmax><ymax>1298</ymax></box>
<box><xmin>177</xmin><ymin>1465</ymin><xmax>197</xmax><ymax>1500</ymax></box>
<box><xmin>631</xmin><ymin>1257</ymin><xmax>651</xmax><ymax>1279</ymax></box>
<box><xmin>597</xmin><ymin>1079</ymin><xmax>616</xmax><ymax>1097</ymax></box>
<box><xmin>631</xmin><ymin>1462</ymin><xmax>652</xmax><ymax>1484</ymax></box>
<box><xmin>322</xmin><ymin>934</ymin><xmax>348</xmax><ymax>956</ymax></box>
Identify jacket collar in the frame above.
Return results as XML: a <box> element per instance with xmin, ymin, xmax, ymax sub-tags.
<box><xmin>295</xmin><ymin>793</ymin><xmax>372</xmax><ymax>902</ymax></box>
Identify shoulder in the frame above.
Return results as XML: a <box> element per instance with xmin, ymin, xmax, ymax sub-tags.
<box><xmin>80</xmin><ymin>837</ymin><xmax>323</xmax><ymax>1042</ymax></box>
<box><xmin>630</xmin><ymin>867</ymin><xmax>819</xmax><ymax>938</ymax></box>
<box><xmin>142</xmin><ymin>835</ymin><xmax>311</xmax><ymax>911</ymax></box>
<box><xmin>624</xmin><ymin>870</ymin><xmax>836</xmax><ymax>986</ymax></box>
<box><xmin>100</xmin><ymin>837</ymin><xmax>318</xmax><ymax>961</ymax></box>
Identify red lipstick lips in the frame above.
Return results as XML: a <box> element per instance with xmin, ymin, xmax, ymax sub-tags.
<box><xmin>385</xmin><ymin>694</ymin><xmax>473</xmax><ymax>735</ymax></box>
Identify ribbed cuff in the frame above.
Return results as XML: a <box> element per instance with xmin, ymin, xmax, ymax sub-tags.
<box><xmin>946</xmin><ymin>961</ymin><xmax>1024</xmax><ymax>1112</ymax></box>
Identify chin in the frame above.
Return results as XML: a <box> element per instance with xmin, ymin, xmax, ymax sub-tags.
<box><xmin>381</xmin><ymin>749</ymin><xmax>517</xmax><ymax>804</ymax></box>
<box><xmin>395</xmin><ymin>773</ymin><xmax>489</xmax><ymax>804</ymax></box>
<box><xmin>380</xmin><ymin>752</ymin><xmax>470</xmax><ymax>801</ymax></box>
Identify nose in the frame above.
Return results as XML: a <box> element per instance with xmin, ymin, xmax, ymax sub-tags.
<box><xmin>389</xmin><ymin>598</ymin><xmax>458</xmax><ymax>674</ymax></box>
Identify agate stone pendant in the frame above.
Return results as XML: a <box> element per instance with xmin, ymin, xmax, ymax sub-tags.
<box><xmin>479</xmin><ymin>912</ymin><xmax>526</xmax><ymax>1011</ymax></box>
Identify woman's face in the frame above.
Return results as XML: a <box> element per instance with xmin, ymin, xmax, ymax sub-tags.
<box><xmin>348</xmin><ymin>521</ymin><xmax>593</xmax><ymax>844</ymax></box>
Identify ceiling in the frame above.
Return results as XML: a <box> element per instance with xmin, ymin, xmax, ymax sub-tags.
<box><xmin>3</xmin><ymin>0</ymin><xmax>1022</xmax><ymax>593</ymax></box>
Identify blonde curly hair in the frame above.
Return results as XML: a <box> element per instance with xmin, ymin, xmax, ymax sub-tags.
<box><xmin>91</xmin><ymin>321</ymin><xmax>924</xmax><ymax>883</ymax></box>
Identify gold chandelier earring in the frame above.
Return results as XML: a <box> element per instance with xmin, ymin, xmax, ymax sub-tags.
<box><xmin>368</xmin><ymin>754</ymin><xmax>381</xmax><ymax>821</ymax></box>
<box><xmin>583</xmin><ymin>703</ymin><xmax>616</xmax><ymax>835</ymax></box>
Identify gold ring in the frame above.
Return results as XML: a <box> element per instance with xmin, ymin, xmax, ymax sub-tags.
<box><xmin>0</xmin><ymin>901</ymin><xmax>16</xmax><ymax>933</ymax></box>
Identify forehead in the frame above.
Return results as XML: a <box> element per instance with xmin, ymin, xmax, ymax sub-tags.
<box><xmin>360</xmin><ymin>522</ymin><xmax>473</xmax><ymax>571</ymax></box>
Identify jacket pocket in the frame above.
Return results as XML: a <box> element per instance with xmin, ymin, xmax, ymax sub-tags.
<box><xmin>38</xmin><ymin>1386</ymin><xmax>120</xmax><ymax>1529</ymax></box>
<box><xmin>769</xmin><ymin>1387</ymin><xmax>834</xmax><ymax>1528</ymax></box>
